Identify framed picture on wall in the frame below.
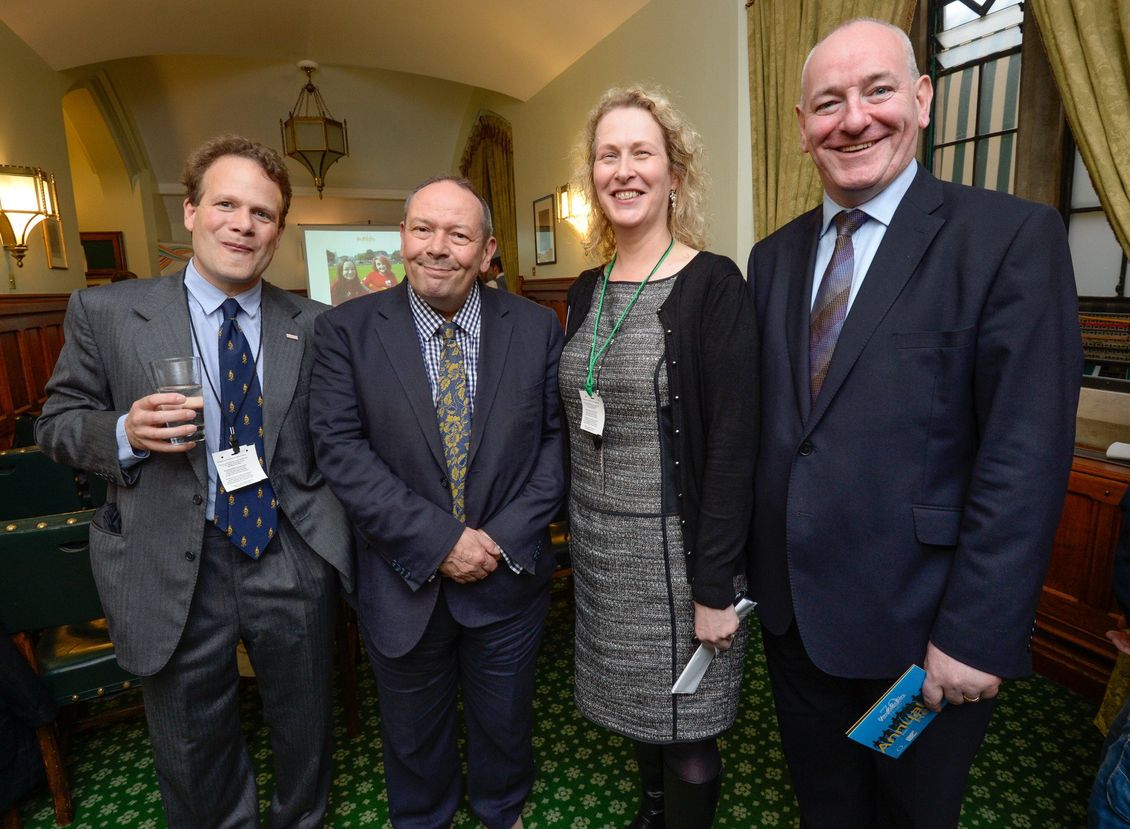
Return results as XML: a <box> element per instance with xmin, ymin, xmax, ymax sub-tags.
<box><xmin>533</xmin><ymin>194</ymin><xmax>557</xmax><ymax>265</ymax></box>
<box><xmin>41</xmin><ymin>219</ymin><xmax>68</xmax><ymax>269</ymax></box>
<box><xmin>79</xmin><ymin>231</ymin><xmax>127</xmax><ymax>281</ymax></box>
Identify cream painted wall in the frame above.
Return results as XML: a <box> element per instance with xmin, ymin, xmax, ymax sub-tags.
<box><xmin>0</xmin><ymin>20</ymin><xmax>85</xmax><ymax>293</ymax></box>
<box><xmin>63</xmin><ymin>90</ymin><xmax>156</xmax><ymax>278</ymax></box>
<box><xmin>485</xmin><ymin>0</ymin><xmax>752</xmax><ymax>280</ymax></box>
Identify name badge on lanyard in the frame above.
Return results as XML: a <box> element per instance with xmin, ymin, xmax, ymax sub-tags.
<box><xmin>212</xmin><ymin>445</ymin><xmax>268</xmax><ymax>493</ymax></box>
<box><xmin>579</xmin><ymin>389</ymin><xmax>606</xmax><ymax>438</ymax></box>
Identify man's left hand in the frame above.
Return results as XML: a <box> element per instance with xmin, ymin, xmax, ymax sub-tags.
<box><xmin>921</xmin><ymin>641</ymin><xmax>1001</xmax><ymax>711</ymax></box>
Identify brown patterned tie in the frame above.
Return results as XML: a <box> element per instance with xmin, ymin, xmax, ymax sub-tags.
<box><xmin>435</xmin><ymin>322</ymin><xmax>470</xmax><ymax>523</ymax></box>
<box><xmin>810</xmin><ymin>209</ymin><xmax>868</xmax><ymax>402</ymax></box>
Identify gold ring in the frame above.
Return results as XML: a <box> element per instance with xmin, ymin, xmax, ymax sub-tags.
<box><xmin>962</xmin><ymin>694</ymin><xmax>981</xmax><ymax>703</ymax></box>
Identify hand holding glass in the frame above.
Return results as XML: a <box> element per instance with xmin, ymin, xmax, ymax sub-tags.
<box><xmin>149</xmin><ymin>356</ymin><xmax>205</xmax><ymax>445</ymax></box>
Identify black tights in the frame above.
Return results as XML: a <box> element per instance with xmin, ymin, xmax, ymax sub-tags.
<box><xmin>635</xmin><ymin>737</ymin><xmax>721</xmax><ymax>784</ymax></box>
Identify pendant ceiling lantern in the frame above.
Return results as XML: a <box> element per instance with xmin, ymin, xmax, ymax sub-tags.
<box><xmin>280</xmin><ymin>60</ymin><xmax>349</xmax><ymax>198</ymax></box>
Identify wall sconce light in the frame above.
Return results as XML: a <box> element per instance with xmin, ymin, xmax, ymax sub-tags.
<box><xmin>0</xmin><ymin>164</ymin><xmax>60</xmax><ymax>276</ymax></box>
<box><xmin>555</xmin><ymin>183</ymin><xmax>591</xmax><ymax>235</ymax></box>
<box><xmin>280</xmin><ymin>60</ymin><xmax>349</xmax><ymax>199</ymax></box>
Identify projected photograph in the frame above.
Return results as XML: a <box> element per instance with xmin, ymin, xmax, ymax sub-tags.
<box><xmin>301</xmin><ymin>225</ymin><xmax>405</xmax><ymax>306</ymax></box>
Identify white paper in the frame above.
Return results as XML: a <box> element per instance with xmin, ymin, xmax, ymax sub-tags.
<box><xmin>579</xmin><ymin>389</ymin><xmax>606</xmax><ymax>438</ymax></box>
<box><xmin>212</xmin><ymin>445</ymin><xmax>268</xmax><ymax>492</ymax></box>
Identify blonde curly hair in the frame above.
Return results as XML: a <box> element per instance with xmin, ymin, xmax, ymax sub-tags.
<box><xmin>573</xmin><ymin>86</ymin><xmax>708</xmax><ymax>261</ymax></box>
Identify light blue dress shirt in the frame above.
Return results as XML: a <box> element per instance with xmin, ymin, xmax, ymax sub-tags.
<box><xmin>116</xmin><ymin>261</ymin><xmax>265</xmax><ymax>518</ymax></box>
<box><xmin>810</xmin><ymin>160</ymin><xmax>919</xmax><ymax>312</ymax></box>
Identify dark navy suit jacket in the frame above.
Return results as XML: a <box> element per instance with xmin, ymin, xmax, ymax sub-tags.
<box><xmin>748</xmin><ymin>165</ymin><xmax>1082</xmax><ymax>680</ymax></box>
<box><xmin>310</xmin><ymin>281</ymin><xmax>565</xmax><ymax>657</ymax></box>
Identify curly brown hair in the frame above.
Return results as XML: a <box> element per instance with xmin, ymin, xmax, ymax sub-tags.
<box><xmin>573</xmin><ymin>86</ymin><xmax>708</xmax><ymax>261</ymax></box>
<box><xmin>181</xmin><ymin>135</ymin><xmax>292</xmax><ymax>228</ymax></box>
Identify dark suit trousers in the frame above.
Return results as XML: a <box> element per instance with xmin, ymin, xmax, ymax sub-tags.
<box><xmin>142</xmin><ymin>518</ymin><xmax>338</xmax><ymax>829</ymax></box>
<box><xmin>762</xmin><ymin>622</ymin><xmax>995</xmax><ymax>829</ymax></box>
<box><xmin>364</xmin><ymin>582</ymin><xmax>550</xmax><ymax>829</ymax></box>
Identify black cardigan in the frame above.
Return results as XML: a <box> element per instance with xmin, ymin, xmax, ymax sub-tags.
<box><xmin>563</xmin><ymin>251</ymin><xmax>758</xmax><ymax>608</ymax></box>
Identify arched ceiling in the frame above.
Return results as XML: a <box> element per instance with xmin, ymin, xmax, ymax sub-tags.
<box><xmin>1</xmin><ymin>0</ymin><xmax>650</xmax><ymax>101</ymax></box>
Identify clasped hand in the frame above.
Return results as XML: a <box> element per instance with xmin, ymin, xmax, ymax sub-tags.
<box><xmin>439</xmin><ymin>527</ymin><xmax>501</xmax><ymax>583</ymax></box>
<box><xmin>124</xmin><ymin>393</ymin><xmax>199</xmax><ymax>453</ymax></box>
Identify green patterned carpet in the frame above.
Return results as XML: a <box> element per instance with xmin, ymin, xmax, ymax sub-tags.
<box><xmin>15</xmin><ymin>585</ymin><xmax>1102</xmax><ymax>828</ymax></box>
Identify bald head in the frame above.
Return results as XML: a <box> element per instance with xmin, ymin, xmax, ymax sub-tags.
<box><xmin>800</xmin><ymin>18</ymin><xmax>919</xmax><ymax>107</ymax></box>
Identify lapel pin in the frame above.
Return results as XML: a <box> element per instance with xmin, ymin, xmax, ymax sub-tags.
<box><xmin>286</xmin><ymin>333</ymin><xmax>299</xmax><ymax>340</ymax></box>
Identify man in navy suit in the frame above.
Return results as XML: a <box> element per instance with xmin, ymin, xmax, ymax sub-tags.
<box><xmin>310</xmin><ymin>176</ymin><xmax>565</xmax><ymax>829</ymax></box>
<box><xmin>748</xmin><ymin>19</ymin><xmax>1081</xmax><ymax>828</ymax></box>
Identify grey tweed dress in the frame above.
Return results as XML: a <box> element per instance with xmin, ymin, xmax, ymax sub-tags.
<box><xmin>559</xmin><ymin>273</ymin><xmax>747</xmax><ymax>743</ymax></box>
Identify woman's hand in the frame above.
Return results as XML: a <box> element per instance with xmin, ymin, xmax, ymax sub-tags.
<box><xmin>694</xmin><ymin>602</ymin><xmax>740</xmax><ymax>651</ymax></box>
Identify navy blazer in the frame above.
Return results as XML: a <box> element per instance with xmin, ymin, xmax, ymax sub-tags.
<box><xmin>310</xmin><ymin>281</ymin><xmax>566</xmax><ymax>658</ymax></box>
<box><xmin>748</xmin><ymin>166</ymin><xmax>1082</xmax><ymax>680</ymax></box>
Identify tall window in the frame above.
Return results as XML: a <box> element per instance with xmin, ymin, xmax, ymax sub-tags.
<box><xmin>1067</xmin><ymin>147</ymin><xmax>1129</xmax><ymax>298</ymax></box>
<box><xmin>928</xmin><ymin>0</ymin><xmax>1023</xmax><ymax>193</ymax></box>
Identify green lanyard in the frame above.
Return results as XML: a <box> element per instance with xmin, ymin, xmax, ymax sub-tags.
<box><xmin>584</xmin><ymin>237</ymin><xmax>675</xmax><ymax>395</ymax></box>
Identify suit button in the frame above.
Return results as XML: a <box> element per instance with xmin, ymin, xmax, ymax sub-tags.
<box><xmin>184</xmin><ymin>551</ymin><xmax>196</xmax><ymax>562</ymax></box>
<box><xmin>799</xmin><ymin>441</ymin><xmax>814</xmax><ymax>456</ymax></box>
<box><xmin>440</xmin><ymin>477</ymin><xmax>448</xmax><ymax>488</ymax></box>
<box><xmin>192</xmin><ymin>494</ymin><xmax>203</xmax><ymax>505</ymax></box>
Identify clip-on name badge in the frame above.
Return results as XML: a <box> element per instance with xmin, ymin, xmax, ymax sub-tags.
<box><xmin>579</xmin><ymin>389</ymin><xmax>606</xmax><ymax>442</ymax></box>
<box><xmin>212</xmin><ymin>436</ymin><xmax>268</xmax><ymax>494</ymax></box>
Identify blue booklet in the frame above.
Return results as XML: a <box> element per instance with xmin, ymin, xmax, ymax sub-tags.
<box><xmin>846</xmin><ymin>665</ymin><xmax>944</xmax><ymax>759</ymax></box>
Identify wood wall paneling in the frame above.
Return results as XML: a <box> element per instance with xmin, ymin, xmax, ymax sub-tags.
<box><xmin>0</xmin><ymin>294</ymin><xmax>69</xmax><ymax>449</ymax></box>
<box><xmin>518</xmin><ymin>275</ymin><xmax>574</xmax><ymax>329</ymax></box>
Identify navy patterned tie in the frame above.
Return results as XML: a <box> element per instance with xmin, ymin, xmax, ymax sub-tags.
<box><xmin>214</xmin><ymin>298</ymin><xmax>277</xmax><ymax>559</ymax></box>
<box><xmin>810</xmin><ymin>209</ymin><xmax>869</xmax><ymax>402</ymax></box>
<box><xmin>435</xmin><ymin>322</ymin><xmax>470</xmax><ymax>523</ymax></box>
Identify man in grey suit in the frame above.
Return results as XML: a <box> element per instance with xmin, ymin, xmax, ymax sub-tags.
<box><xmin>310</xmin><ymin>176</ymin><xmax>565</xmax><ymax>829</ymax></box>
<box><xmin>36</xmin><ymin>135</ymin><xmax>352</xmax><ymax>828</ymax></box>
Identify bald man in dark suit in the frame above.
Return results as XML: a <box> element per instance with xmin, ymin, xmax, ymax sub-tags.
<box><xmin>748</xmin><ymin>19</ymin><xmax>1081</xmax><ymax>828</ymax></box>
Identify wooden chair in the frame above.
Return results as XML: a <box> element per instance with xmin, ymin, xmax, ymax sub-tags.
<box><xmin>0</xmin><ymin>510</ymin><xmax>142</xmax><ymax>826</ymax></box>
<box><xmin>0</xmin><ymin>448</ymin><xmax>84</xmax><ymax>520</ymax></box>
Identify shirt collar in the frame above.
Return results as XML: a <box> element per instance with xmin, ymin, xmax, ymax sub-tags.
<box><xmin>184</xmin><ymin>259</ymin><xmax>263</xmax><ymax>317</ymax></box>
<box><xmin>820</xmin><ymin>159</ymin><xmax>919</xmax><ymax>237</ymax></box>
<box><xmin>407</xmin><ymin>280</ymin><xmax>482</xmax><ymax>337</ymax></box>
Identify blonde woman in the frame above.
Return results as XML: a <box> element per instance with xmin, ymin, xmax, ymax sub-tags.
<box><xmin>558</xmin><ymin>86</ymin><xmax>758</xmax><ymax>829</ymax></box>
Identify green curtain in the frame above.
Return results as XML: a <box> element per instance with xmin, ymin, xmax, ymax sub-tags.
<box><xmin>746</xmin><ymin>0</ymin><xmax>917</xmax><ymax>241</ymax></box>
<box><xmin>459</xmin><ymin>112</ymin><xmax>518</xmax><ymax>284</ymax></box>
<box><xmin>1029</xmin><ymin>0</ymin><xmax>1130</xmax><ymax>259</ymax></box>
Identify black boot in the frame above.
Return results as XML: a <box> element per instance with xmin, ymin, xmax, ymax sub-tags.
<box><xmin>662</xmin><ymin>770</ymin><xmax>721</xmax><ymax>829</ymax></box>
<box><xmin>628</xmin><ymin>742</ymin><xmax>665</xmax><ymax>829</ymax></box>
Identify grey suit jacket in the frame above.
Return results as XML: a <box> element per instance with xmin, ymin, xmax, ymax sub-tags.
<box><xmin>36</xmin><ymin>271</ymin><xmax>353</xmax><ymax>676</ymax></box>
